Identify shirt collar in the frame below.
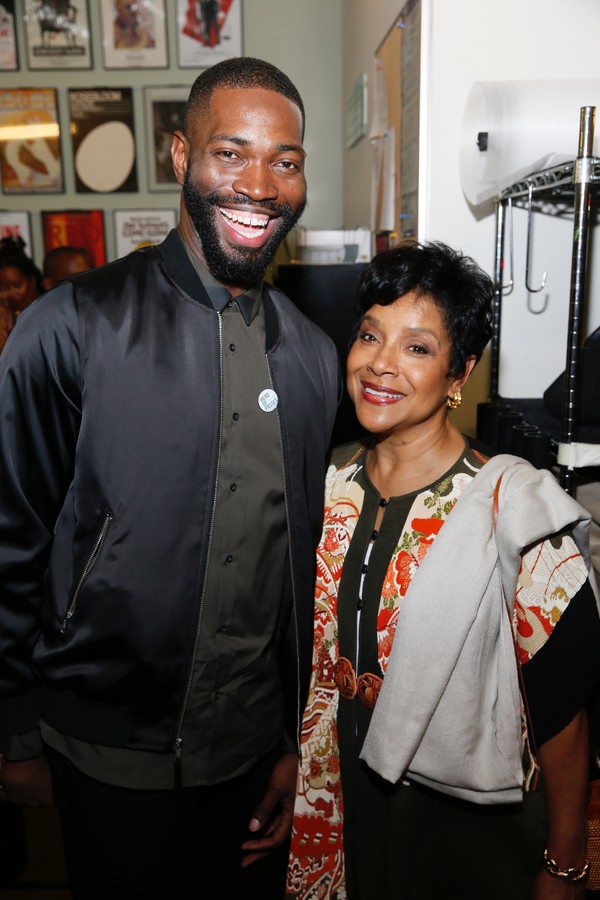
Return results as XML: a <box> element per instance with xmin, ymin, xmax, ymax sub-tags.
<box><xmin>177</xmin><ymin>228</ymin><xmax>262</xmax><ymax>326</ymax></box>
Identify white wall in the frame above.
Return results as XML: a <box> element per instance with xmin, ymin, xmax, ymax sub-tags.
<box><xmin>0</xmin><ymin>0</ymin><xmax>343</xmax><ymax>263</ymax></box>
<box><xmin>343</xmin><ymin>0</ymin><xmax>600</xmax><ymax>431</ymax></box>
<box><xmin>426</xmin><ymin>0</ymin><xmax>600</xmax><ymax>399</ymax></box>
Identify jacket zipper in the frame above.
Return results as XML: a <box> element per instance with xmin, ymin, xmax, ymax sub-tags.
<box><xmin>266</xmin><ymin>356</ymin><xmax>302</xmax><ymax>752</ymax></box>
<box><xmin>60</xmin><ymin>510</ymin><xmax>113</xmax><ymax>633</ymax></box>
<box><xmin>172</xmin><ymin>313</ymin><xmax>224</xmax><ymax>786</ymax></box>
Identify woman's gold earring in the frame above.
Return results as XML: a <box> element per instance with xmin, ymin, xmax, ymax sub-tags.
<box><xmin>446</xmin><ymin>391</ymin><xmax>462</xmax><ymax>410</ymax></box>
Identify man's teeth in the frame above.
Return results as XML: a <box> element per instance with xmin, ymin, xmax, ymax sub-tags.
<box><xmin>220</xmin><ymin>208</ymin><xmax>268</xmax><ymax>230</ymax></box>
<box><xmin>365</xmin><ymin>386</ymin><xmax>401</xmax><ymax>399</ymax></box>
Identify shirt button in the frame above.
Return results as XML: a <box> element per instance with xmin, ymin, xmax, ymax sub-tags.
<box><xmin>232</xmin><ymin>412</ymin><xmax>239</xmax><ymax>421</ymax></box>
<box><xmin>229</xmin><ymin>343</ymin><xmax>236</xmax><ymax>352</ymax></box>
<box><xmin>218</xmin><ymin>624</ymin><xmax>228</xmax><ymax>634</ymax></box>
<box><xmin>214</xmin><ymin>691</ymin><xmax>221</xmax><ymax>700</ymax></box>
<box><xmin>225</xmin><ymin>554</ymin><xmax>233</xmax><ymax>564</ymax></box>
<box><xmin>230</xmin><ymin>483</ymin><xmax>237</xmax><ymax>492</ymax></box>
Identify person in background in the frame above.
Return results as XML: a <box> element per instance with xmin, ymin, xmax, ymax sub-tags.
<box><xmin>0</xmin><ymin>57</ymin><xmax>339</xmax><ymax>900</ymax></box>
<box><xmin>42</xmin><ymin>246</ymin><xmax>95</xmax><ymax>291</ymax></box>
<box><xmin>287</xmin><ymin>242</ymin><xmax>600</xmax><ymax>900</ymax></box>
<box><xmin>0</xmin><ymin>236</ymin><xmax>43</xmax><ymax>353</ymax></box>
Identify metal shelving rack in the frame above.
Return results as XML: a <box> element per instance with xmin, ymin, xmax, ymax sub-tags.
<box><xmin>490</xmin><ymin>106</ymin><xmax>600</xmax><ymax>495</ymax></box>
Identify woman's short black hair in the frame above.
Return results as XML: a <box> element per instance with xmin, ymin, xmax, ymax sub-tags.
<box><xmin>353</xmin><ymin>241</ymin><xmax>494</xmax><ymax>378</ymax></box>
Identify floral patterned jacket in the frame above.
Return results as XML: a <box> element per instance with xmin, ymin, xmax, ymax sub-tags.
<box><xmin>287</xmin><ymin>443</ymin><xmax>598</xmax><ymax>900</ymax></box>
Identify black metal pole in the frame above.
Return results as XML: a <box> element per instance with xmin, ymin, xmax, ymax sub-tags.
<box><xmin>491</xmin><ymin>199</ymin><xmax>506</xmax><ymax>402</ymax></box>
<box><xmin>559</xmin><ymin>106</ymin><xmax>595</xmax><ymax>494</ymax></box>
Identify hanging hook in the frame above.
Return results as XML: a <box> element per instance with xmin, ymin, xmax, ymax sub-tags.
<box><xmin>526</xmin><ymin>293</ymin><xmax>549</xmax><ymax>314</ymax></box>
<box><xmin>525</xmin><ymin>183</ymin><xmax>548</xmax><ymax>299</ymax></box>
<box><xmin>501</xmin><ymin>197</ymin><xmax>514</xmax><ymax>295</ymax></box>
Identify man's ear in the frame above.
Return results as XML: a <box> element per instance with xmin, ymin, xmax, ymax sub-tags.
<box><xmin>171</xmin><ymin>131</ymin><xmax>188</xmax><ymax>186</ymax></box>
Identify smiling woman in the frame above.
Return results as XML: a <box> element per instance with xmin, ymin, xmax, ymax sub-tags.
<box><xmin>287</xmin><ymin>242</ymin><xmax>600</xmax><ymax>900</ymax></box>
<box><xmin>344</xmin><ymin>243</ymin><xmax>489</xmax><ymax>498</ymax></box>
<box><xmin>346</xmin><ymin>294</ymin><xmax>471</xmax><ymax>460</ymax></box>
<box><xmin>0</xmin><ymin>235</ymin><xmax>43</xmax><ymax>353</ymax></box>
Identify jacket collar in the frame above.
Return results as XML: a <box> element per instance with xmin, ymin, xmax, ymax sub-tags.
<box><xmin>157</xmin><ymin>229</ymin><xmax>282</xmax><ymax>351</ymax></box>
<box><xmin>156</xmin><ymin>229</ymin><xmax>213</xmax><ymax>310</ymax></box>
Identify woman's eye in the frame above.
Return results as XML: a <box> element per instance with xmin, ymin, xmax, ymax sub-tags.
<box><xmin>358</xmin><ymin>330</ymin><xmax>377</xmax><ymax>343</ymax></box>
<box><xmin>408</xmin><ymin>344</ymin><xmax>428</xmax><ymax>354</ymax></box>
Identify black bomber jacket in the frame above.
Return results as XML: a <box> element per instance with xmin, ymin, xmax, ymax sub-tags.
<box><xmin>0</xmin><ymin>230</ymin><xmax>339</xmax><ymax>757</ymax></box>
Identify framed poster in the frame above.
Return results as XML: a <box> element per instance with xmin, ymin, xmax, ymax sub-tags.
<box><xmin>69</xmin><ymin>88</ymin><xmax>138</xmax><ymax>194</ymax></box>
<box><xmin>176</xmin><ymin>0</ymin><xmax>242</xmax><ymax>68</ymax></box>
<box><xmin>0</xmin><ymin>88</ymin><xmax>63</xmax><ymax>194</ymax></box>
<box><xmin>114</xmin><ymin>208</ymin><xmax>177</xmax><ymax>258</ymax></box>
<box><xmin>24</xmin><ymin>0</ymin><xmax>92</xmax><ymax>70</ymax></box>
<box><xmin>144</xmin><ymin>86</ymin><xmax>188</xmax><ymax>192</ymax></box>
<box><xmin>100</xmin><ymin>0</ymin><xmax>168</xmax><ymax>69</ymax></box>
<box><xmin>42</xmin><ymin>209</ymin><xmax>106</xmax><ymax>267</ymax></box>
<box><xmin>0</xmin><ymin>1</ymin><xmax>18</xmax><ymax>70</ymax></box>
<box><xmin>0</xmin><ymin>212</ymin><xmax>32</xmax><ymax>254</ymax></box>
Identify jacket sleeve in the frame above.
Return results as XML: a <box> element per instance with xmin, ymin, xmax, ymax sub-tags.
<box><xmin>516</xmin><ymin>532</ymin><xmax>600</xmax><ymax>747</ymax></box>
<box><xmin>0</xmin><ymin>285</ymin><xmax>81</xmax><ymax>746</ymax></box>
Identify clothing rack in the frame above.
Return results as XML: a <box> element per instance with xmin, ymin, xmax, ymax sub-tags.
<box><xmin>478</xmin><ymin>106</ymin><xmax>600</xmax><ymax>495</ymax></box>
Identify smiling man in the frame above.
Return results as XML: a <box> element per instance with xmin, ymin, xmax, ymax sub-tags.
<box><xmin>0</xmin><ymin>58</ymin><xmax>339</xmax><ymax>900</ymax></box>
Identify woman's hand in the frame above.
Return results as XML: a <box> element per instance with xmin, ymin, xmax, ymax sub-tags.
<box><xmin>534</xmin><ymin>710</ymin><xmax>590</xmax><ymax>900</ymax></box>
<box><xmin>531</xmin><ymin>868</ymin><xmax>587</xmax><ymax>899</ymax></box>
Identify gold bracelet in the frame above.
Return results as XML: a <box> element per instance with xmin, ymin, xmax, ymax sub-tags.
<box><xmin>543</xmin><ymin>848</ymin><xmax>591</xmax><ymax>883</ymax></box>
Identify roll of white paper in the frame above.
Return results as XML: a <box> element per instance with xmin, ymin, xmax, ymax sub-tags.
<box><xmin>460</xmin><ymin>80</ymin><xmax>600</xmax><ymax>206</ymax></box>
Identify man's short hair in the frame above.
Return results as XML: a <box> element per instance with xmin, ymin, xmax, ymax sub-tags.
<box><xmin>184</xmin><ymin>57</ymin><xmax>305</xmax><ymax>139</ymax></box>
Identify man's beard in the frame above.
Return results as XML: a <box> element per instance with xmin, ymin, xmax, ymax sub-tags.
<box><xmin>183</xmin><ymin>165</ymin><xmax>305</xmax><ymax>288</ymax></box>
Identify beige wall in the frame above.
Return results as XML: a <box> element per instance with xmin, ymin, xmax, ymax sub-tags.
<box><xmin>245</xmin><ymin>0</ymin><xmax>343</xmax><ymax>231</ymax></box>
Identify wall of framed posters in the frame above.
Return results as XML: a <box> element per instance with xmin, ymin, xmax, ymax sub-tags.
<box><xmin>0</xmin><ymin>0</ymin><xmax>345</xmax><ymax>271</ymax></box>
<box><xmin>0</xmin><ymin>1</ymin><xmax>246</xmax><ymax>267</ymax></box>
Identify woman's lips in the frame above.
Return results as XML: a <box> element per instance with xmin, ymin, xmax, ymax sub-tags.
<box><xmin>361</xmin><ymin>381</ymin><xmax>405</xmax><ymax>405</ymax></box>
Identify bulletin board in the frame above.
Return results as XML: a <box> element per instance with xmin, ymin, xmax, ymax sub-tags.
<box><xmin>374</xmin><ymin>0</ymin><xmax>421</xmax><ymax>241</ymax></box>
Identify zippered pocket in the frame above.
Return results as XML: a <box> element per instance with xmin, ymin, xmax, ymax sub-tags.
<box><xmin>61</xmin><ymin>510</ymin><xmax>113</xmax><ymax>633</ymax></box>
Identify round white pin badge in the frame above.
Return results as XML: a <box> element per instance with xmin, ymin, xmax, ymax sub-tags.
<box><xmin>258</xmin><ymin>389</ymin><xmax>279</xmax><ymax>412</ymax></box>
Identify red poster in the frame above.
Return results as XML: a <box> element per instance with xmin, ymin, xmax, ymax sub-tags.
<box><xmin>42</xmin><ymin>210</ymin><xmax>106</xmax><ymax>267</ymax></box>
<box><xmin>177</xmin><ymin>0</ymin><xmax>242</xmax><ymax>67</ymax></box>
<box><xmin>182</xmin><ymin>0</ymin><xmax>235</xmax><ymax>46</ymax></box>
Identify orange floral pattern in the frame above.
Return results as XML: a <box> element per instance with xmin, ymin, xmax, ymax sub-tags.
<box><xmin>288</xmin><ymin>449</ymin><xmax>476</xmax><ymax>898</ymax></box>
<box><xmin>514</xmin><ymin>533</ymin><xmax>587</xmax><ymax>665</ymax></box>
